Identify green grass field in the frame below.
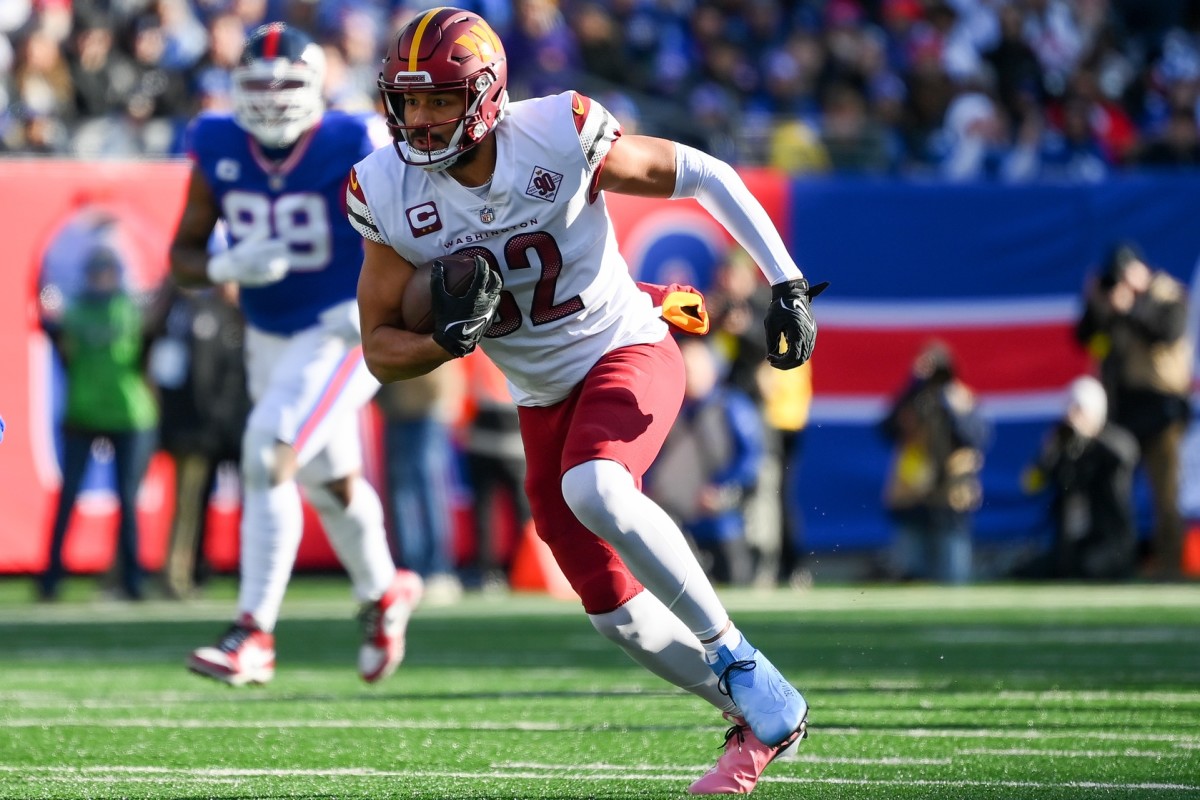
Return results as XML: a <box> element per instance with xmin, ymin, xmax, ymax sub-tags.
<box><xmin>1</xmin><ymin>578</ymin><xmax>1198</xmax><ymax>800</ymax></box>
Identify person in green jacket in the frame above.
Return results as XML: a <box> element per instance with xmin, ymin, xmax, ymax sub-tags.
<box><xmin>38</xmin><ymin>246</ymin><xmax>158</xmax><ymax>601</ymax></box>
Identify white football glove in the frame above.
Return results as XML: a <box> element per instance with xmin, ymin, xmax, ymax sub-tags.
<box><xmin>207</xmin><ymin>238</ymin><xmax>291</xmax><ymax>287</ymax></box>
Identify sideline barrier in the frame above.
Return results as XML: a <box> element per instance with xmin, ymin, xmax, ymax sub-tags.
<box><xmin>4</xmin><ymin>161</ymin><xmax>1200</xmax><ymax>574</ymax></box>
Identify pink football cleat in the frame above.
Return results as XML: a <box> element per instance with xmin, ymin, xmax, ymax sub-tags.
<box><xmin>688</xmin><ymin>712</ymin><xmax>807</xmax><ymax>795</ymax></box>
<box><xmin>187</xmin><ymin>612</ymin><xmax>276</xmax><ymax>687</ymax></box>
<box><xmin>358</xmin><ymin>569</ymin><xmax>424</xmax><ymax>683</ymax></box>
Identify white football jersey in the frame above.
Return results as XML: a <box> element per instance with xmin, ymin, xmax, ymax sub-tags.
<box><xmin>348</xmin><ymin>91</ymin><xmax>666</xmax><ymax>406</ymax></box>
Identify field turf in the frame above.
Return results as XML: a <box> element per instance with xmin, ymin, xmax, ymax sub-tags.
<box><xmin>1</xmin><ymin>578</ymin><xmax>1198</xmax><ymax>799</ymax></box>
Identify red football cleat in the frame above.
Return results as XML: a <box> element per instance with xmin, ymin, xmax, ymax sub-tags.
<box><xmin>187</xmin><ymin>613</ymin><xmax>276</xmax><ymax>687</ymax></box>
<box><xmin>358</xmin><ymin>569</ymin><xmax>424</xmax><ymax>683</ymax></box>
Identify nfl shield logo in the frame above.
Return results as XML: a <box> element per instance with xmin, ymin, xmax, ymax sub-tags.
<box><xmin>480</xmin><ymin>206</ymin><xmax>496</xmax><ymax>224</ymax></box>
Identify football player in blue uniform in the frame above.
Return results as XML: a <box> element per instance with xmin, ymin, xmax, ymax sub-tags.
<box><xmin>168</xmin><ymin>22</ymin><xmax>422</xmax><ymax>687</ymax></box>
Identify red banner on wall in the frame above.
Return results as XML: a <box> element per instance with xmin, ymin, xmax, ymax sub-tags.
<box><xmin>0</xmin><ymin>160</ymin><xmax>341</xmax><ymax>576</ymax></box>
<box><xmin>0</xmin><ymin>161</ymin><xmax>785</xmax><ymax>576</ymax></box>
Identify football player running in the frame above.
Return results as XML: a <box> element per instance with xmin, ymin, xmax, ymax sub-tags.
<box><xmin>169</xmin><ymin>22</ymin><xmax>422</xmax><ymax>688</ymax></box>
<box><xmin>350</xmin><ymin>8</ymin><xmax>820</xmax><ymax>794</ymax></box>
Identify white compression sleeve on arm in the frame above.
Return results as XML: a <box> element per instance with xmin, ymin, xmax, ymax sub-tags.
<box><xmin>672</xmin><ymin>143</ymin><xmax>803</xmax><ymax>286</ymax></box>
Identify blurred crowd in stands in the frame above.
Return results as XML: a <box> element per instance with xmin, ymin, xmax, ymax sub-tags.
<box><xmin>5</xmin><ymin>0</ymin><xmax>1200</xmax><ymax>177</ymax></box>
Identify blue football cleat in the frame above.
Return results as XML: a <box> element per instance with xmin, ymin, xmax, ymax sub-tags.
<box><xmin>708</xmin><ymin>637</ymin><xmax>808</xmax><ymax>747</ymax></box>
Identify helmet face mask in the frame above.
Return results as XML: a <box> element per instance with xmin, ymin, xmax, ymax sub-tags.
<box><xmin>233</xmin><ymin>23</ymin><xmax>326</xmax><ymax>149</ymax></box>
<box><xmin>378</xmin><ymin>8</ymin><xmax>508</xmax><ymax>171</ymax></box>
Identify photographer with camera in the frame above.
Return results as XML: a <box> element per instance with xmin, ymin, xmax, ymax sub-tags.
<box><xmin>1075</xmin><ymin>242</ymin><xmax>1192</xmax><ymax>580</ymax></box>
<box><xmin>880</xmin><ymin>341</ymin><xmax>990</xmax><ymax>584</ymax></box>
<box><xmin>1019</xmin><ymin>376</ymin><xmax>1140</xmax><ymax>580</ymax></box>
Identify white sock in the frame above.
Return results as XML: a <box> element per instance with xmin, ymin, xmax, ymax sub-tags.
<box><xmin>589</xmin><ymin>591</ymin><xmax>737</xmax><ymax>715</ymax></box>
<box><xmin>237</xmin><ymin>481</ymin><xmax>304</xmax><ymax>632</ymax></box>
<box><xmin>306</xmin><ymin>477</ymin><xmax>395</xmax><ymax>603</ymax></box>
<box><xmin>561</xmin><ymin>460</ymin><xmax>730</xmax><ymax>639</ymax></box>
<box><xmin>701</xmin><ymin>625</ymin><xmax>744</xmax><ymax>664</ymax></box>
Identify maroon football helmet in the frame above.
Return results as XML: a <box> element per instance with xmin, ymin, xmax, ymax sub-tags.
<box><xmin>377</xmin><ymin>7</ymin><xmax>508</xmax><ymax>171</ymax></box>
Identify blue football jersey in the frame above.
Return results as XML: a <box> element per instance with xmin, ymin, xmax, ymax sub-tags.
<box><xmin>186</xmin><ymin>110</ymin><xmax>383</xmax><ymax>334</ymax></box>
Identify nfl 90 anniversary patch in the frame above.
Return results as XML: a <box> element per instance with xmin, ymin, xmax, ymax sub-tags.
<box><xmin>526</xmin><ymin>166</ymin><xmax>563</xmax><ymax>203</ymax></box>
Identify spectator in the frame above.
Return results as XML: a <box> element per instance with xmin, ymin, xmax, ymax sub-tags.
<box><xmin>7</xmin><ymin>0</ymin><xmax>1200</xmax><ymax>173</ymax></box>
<box><xmin>376</xmin><ymin>366</ymin><xmax>465</xmax><ymax>603</ymax></box>
<box><xmin>125</xmin><ymin>14</ymin><xmax>194</xmax><ymax>122</ymax></box>
<box><xmin>1137</xmin><ymin>108</ymin><xmax>1200</xmax><ymax>167</ymax></box>
<box><xmin>5</xmin><ymin>107</ymin><xmax>69</xmax><ymax>153</ymax></box>
<box><xmin>187</xmin><ymin>11</ymin><xmax>246</xmax><ymax>111</ymax></box>
<box><xmin>934</xmin><ymin>89</ymin><xmax>1037</xmax><ymax>181</ymax></box>
<box><xmin>984</xmin><ymin>2</ymin><xmax>1045</xmax><ymax>126</ymax></box>
<box><xmin>459</xmin><ymin>349</ymin><xmax>530</xmax><ymax>593</ymax></box>
<box><xmin>505</xmin><ymin>0</ymin><xmax>581</xmax><ymax>99</ymax></box>
<box><xmin>1034</xmin><ymin>93</ymin><xmax>1109</xmax><ymax>180</ymax></box>
<box><xmin>154</xmin><ymin>0</ymin><xmax>209</xmax><ymax>71</ymax></box>
<box><xmin>12</xmin><ymin>24</ymin><xmax>76</xmax><ymax>123</ymax></box>
<box><xmin>707</xmin><ymin>248</ymin><xmax>772</xmax><ymax>410</ymax></box>
<box><xmin>568</xmin><ymin>1</ymin><xmax>629</xmax><ymax>90</ymax></box>
<box><xmin>38</xmin><ymin>246</ymin><xmax>159</xmax><ymax>602</ymax></box>
<box><xmin>1017</xmin><ymin>375</ymin><xmax>1140</xmax><ymax>580</ymax></box>
<box><xmin>818</xmin><ymin>80</ymin><xmax>893</xmax><ymax>173</ymax></box>
<box><xmin>756</xmin><ymin>356</ymin><xmax>814</xmax><ymax>589</ymax></box>
<box><xmin>1075</xmin><ymin>242</ymin><xmax>1193</xmax><ymax>579</ymax></box>
<box><xmin>880</xmin><ymin>340</ymin><xmax>989</xmax><ymax>584</ymax></box>
<box><xmin>649</xmin><ymin>337</ymin><xmax>764</xmax><ymax>587</ymax></box>
<box><xmin>768</xmin><ymin>116</ymin><xmax>832</xmax><ymax>175</ymax></box>
<box><xmin>70</xmin><ymin>12</ymin><xmax>192</xmax><ymax>158</ymax></box>
<box><xmin>706</xmin><ymin>248</ymin><xmax>816</xmax><ymax>588</ymax></box>
<box><xmin>68</xmin><ymin>17</ymin><xmax>137</xmax><ymax>119</ymax></box>
<box><xmin>331</xmin><ymin>8</ymin><xmax>383</xmax><ymax>106</ymax></box>
<box><xmin>1059</xmin><ymin>66</ymin><xmax>1138</xmax><ymax>166</ymax></box>
<box><xmin>148</xmin><ymin>280</ymin><xmax>250</xmax><ymax>599</ymax></box>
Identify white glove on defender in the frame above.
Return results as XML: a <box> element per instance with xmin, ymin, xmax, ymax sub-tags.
<box><xmin>207</xmin><ymin>238</ymin><xmax>291</xmax><ymax>287</ymax></box>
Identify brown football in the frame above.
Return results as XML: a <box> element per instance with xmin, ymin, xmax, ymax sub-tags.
<box><xmin>401</xmin><ymin>253</ymin><xmax>483</xmax><ymax>334</ymax></box>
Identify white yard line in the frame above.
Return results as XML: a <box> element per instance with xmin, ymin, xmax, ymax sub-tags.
<box><xmin>3</xmin><ymin>585</ymin><xmax>1199</xmax><ymax>626</ymax></box>
<box><xmin>958</xmin><ymin>748</ymin><xmax>1192</xmax><ymax>759</ymax></box>
<box><xmin>5</xmin><ymin>687</ymin><xmax>1200</xmax><ymax>708</ymax></box>
<box><xmin>5</xmin><ymin>717</ymin><xmax>1200</xmax><ymax>747</ymax></box>
<box><xmin>0</xmin><ymin>765</ymin><xmax>1196</xmax><ymax>793</ymax></box>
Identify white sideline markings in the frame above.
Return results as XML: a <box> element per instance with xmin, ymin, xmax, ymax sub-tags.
<box><xmin>922</xmin><ymin>628</ymin><xmax>1200</xmax><ymax>645</ymax></box>
<box><xmin>1</xmin><ymin>765</ymin><xmax>1197</xmax><ymax>793</ymax></box>
<box><xmin>821</xmin><ymin>726</ymin><xmax>1200</xmax><ymax>744</ymax></box>
<box><xmin>959</xmin><ymin>748</ymin><xmax>1190</xmax><ymax>759</ymax></box>
<box><xmin>995</xmin><ymin>690</ymin><xmax>1200</xmax><ymax>704</ymax></box>
<box><xmin>4</xmin><ymin>584</ymin><xmax>1199</xmax><ymax>627</ymax></box>
<box><xmin>7</xmin><ymin>687</ymin><xmax>1200</xmax><ymax>709</ymax></box>
<box><xmin>6</xmin><ymin>717</ymin><xmax>1200</xmax><ymax>748</ymax></box>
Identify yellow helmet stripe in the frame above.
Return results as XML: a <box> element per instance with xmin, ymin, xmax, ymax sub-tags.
<box><xmin>407</xmin><ymin>6</ymin><xmax>451</xmax><ymax>72</ymax></box>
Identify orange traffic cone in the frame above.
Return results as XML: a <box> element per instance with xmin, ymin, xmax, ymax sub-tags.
<box><xmin>1183</xmin><ymin>523</ymin><xmax>1200</xmax><ymax>578</ymax></box>
<box><xmin>509</xmin><ymin>521</ymin><xmax>578</xmax><ymax>601</ymax></box>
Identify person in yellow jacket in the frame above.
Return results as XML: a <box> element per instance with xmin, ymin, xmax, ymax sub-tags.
<box><xmin>709</xmin><ymin>247</ymin><xmax>815</xmax><ymax>588</ymax></box>
<box><xmin>757</xmin><ymin>359</ymin><xmax>814</xmax><ymax>587</ymax></box>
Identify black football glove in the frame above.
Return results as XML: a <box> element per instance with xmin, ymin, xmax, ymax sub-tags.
<box><xmin>430</xmin><ymin>255</ymin><xmax>502</xmax><ymax>358</ymax></box>
<box><xmin>764</xmin><ymin>278</ymin><xmax>828</xmax><ymax>370</ymax></box>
